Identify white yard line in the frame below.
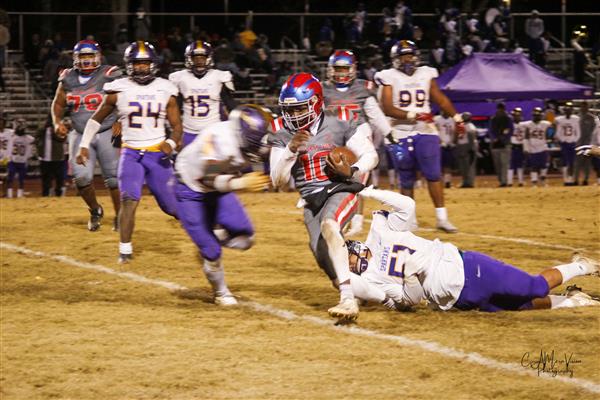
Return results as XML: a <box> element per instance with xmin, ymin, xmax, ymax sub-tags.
<box><xmin>2</xmin><ymin>241</ymin><xmax>599</xmax><ymax>394</ymax></box>
<box><xmin>280</xmin><ymin>210</ymin><xmax>591</xmax><ymax>252</ymax></box>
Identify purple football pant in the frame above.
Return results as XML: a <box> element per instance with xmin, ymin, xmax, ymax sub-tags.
<box><xmin>455</xmin><ymin>251</ymin><xmax>550</xmax><ymax>312</ymax></box>
<box><xmin>510</xmin><ymin>145</ymin><xmax>525</xmax><ymax>169</ymax></box>
<box><xmin>118</xmin><ymin>148</ymin><xmax>177</xmax><ymax>217</ymax></box>
<box><xmin>528</xmin><ymin>151</ymin><xmax>548</xmax><ymax>170</ymax></box>
<box><xmin>559</xmin><ymin>142</ymin><xmax>576</xmax><ymax>169</ymax></box>
<box><xmin>7</xmin><ymin>162</ymin><xmax>26</xmax><ymax>188</ymax></box>
<box><xmin>387</xmin><ymin>134</ymin><xmax>442</xmax><ymax>189</ymax></box>
<box><xmin>181</xmin><ymin>132</ymin><xmax>200</xmax><ymax>148</ymax></box>
<box><xmin>175</xmin><ymin>182</ymin><xmax>254</xmax><ymax>261</ymax></box>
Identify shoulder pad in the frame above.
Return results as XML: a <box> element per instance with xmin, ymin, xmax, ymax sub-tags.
<box><xmin>58</xmin><ymin>68</ymin><xmax>72</xmax><ymax>82</ymax></box>
<box><xmin>104</xmin><ymin>65</ymin><xmax>122</xmax><ymax>78</ymax></box>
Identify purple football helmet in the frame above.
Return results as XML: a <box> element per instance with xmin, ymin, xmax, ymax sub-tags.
<box><xmin>391</xmin><ymin>40</ymin><xmax>419</xmax><ymax>75</ymax></box>
<box><xmin>123</xmin><ymin>41</ymin><xmax>159</xmax><ymax>84</ymax></box>
<box><xmin>346</xmin><ymin>240</ymin><xmax>371</xmax><ymax>275</ymax></box>
<box><xmin>185</xmin><ymin>41</ymin><xmax>214</xmax><ymax>77</ymax></box>
<box><xmin>231</xmin><ymin>104</ymin><xmax>273</xmax><ymax>162</ymax></box>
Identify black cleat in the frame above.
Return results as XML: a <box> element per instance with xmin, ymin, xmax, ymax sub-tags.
<box><xmin>88</xmin><ymin>206</ymin><xmax>104</xmax><ymax>231</ymax></box>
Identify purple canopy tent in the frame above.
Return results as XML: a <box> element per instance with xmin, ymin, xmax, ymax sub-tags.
<box><xmin>435</xmin><ymin>53</ymin><xmax>594</xmax><ymax>118</ymax></box>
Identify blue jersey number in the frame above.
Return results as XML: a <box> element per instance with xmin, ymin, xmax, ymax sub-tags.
<box><xmin>398</xmin><ymin>89</ymin><xmax>426</xmax><ymax>108</ymax></box>
<box><xmin>187</xmin><ymin>95</ymin><xmax>210</xmax><ymax>117</ymax></box>
<box><xmin>388</xmin><ymin>244</ymin><xmax>416</xmax><ymax>277</ymax></box>
<box><xmin>128</xmin><ymin>101</ymin><xmax>162</xmax><ymax>129</ymax></box>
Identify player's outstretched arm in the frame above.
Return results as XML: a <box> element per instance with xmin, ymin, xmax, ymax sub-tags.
<box><xmin>51</xmin><ymin>83</ymin><xmax>68</xmax><ymax>138</ymax></box>
<box><xmin>76</xmin><ymin>93</ymin><xmax>118</xmax><ymax>165</ymax></box>
<box><xmin>359</xmin><ymin>186</ymin><xmax>416</xmax><ymax>231</ymax></box>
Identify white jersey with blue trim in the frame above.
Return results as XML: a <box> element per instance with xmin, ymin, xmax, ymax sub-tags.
<box><xmin>360</xmin><ymin>189</ymin><xmax>464</xmax><ymax>310</ymax></box>
<box><xmin>104</xmin><ymin>77</ymin><xmax>178</xmax><ymax>148</ymax></box>
<box><xmin>511</xmin><ymin>121</ymin><xmax>527</xmax><ymax>145</ymax></box>
<box><xmin>175</xmin><ymin>120</ymin><xmax>245</xmax><ymax>193</ymax></box>
<box><xmin>0</xmin><ymin>128</ymin><xmax>14</xmax><ymax>161</ymax></box>
<box><xmin>169</xmin><ymin>69</ymin><xmax>234</xmax><ymax>135</ymax></box>
<box><xmin>524</xmin><ymin>120</ymin><xmax>551</xmax><ymax>153</ymax></box>
<box><xmin>9</xmin><ymin>134</ymin><xmax>35</xmax><ymax>163</ymax></box>
<box><xmin>374</xmin><ymin>66</ymin><xmax>438</xmax><ymax>135</ymax></box>
<box><xmin>554</xmin><ymin>115</ymin><xmax>581</xmax><ymax>144</ymax></box>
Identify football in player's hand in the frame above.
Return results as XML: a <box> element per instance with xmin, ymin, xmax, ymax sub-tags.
<box><xmin>330</xmin><ymin>146</ymin><xmax>358</xmax><ymax>166</ymax></box>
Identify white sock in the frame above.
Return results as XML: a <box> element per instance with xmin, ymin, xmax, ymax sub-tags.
<box><xmin>339</xmin><ymin>283</ymin><xmax>354</xmax><ymax>302</ymax></box>
<box><xmin>435</xmin><ymin>207</ymin><xmax>448</xmax><ymax>221</ymax></box>
<box><xmin>561</xmin><ymin>166</ymin><xmax>567</xmax><ymax>182</ymax></box>
<box><xmin>517</xmin><ymin>168</ymin><xmax>524</xmax><ymax>183</ymax></box>
<box><xmin>387</xmin><ymin>169</ymin><xmax>395</xmax><ymax>188</ymax></box>
<box><xmin>203</xmin><ymin>259</ymin><xmax>229</xmax><ymax>296</ymax></box>
<box><xmin>119</xmin><ymin>242</ymin><xmax>133</xmax><ymax>255</ymax></box>
<box><xmin>17</xmin><ymin>188</ymin><xmax>24</xmax><ymax>197</ymax></box>
<box><xmin>7</xmin><ymin>188</ymin><xmax>13</xmax><ymax>198</ymax></box>
<box><xmin>372</xmin><ymin>171</ymin><xmax>379</xmax><ymax>187</ymax></box>
<box><xmin>549</xmin><ymin>295</ymin><xmax>578</xmax><ymax>309</ymax></box>
<box><xmin>322</xmin><ymin>220</ymin><xmax>353</xmax><ymax>296</ymax></box>
<box><xmin>444</xmin><ymin>173</ymin><xmax>452</xmax><ymax>184</ymax></box>
<box><xmin>541</xmin><ymin>168</ymin><xmax>548</xmax><ymax>179</ymax></box>
<box><xmin>554</xmin><ymin>262</ymin><xmax>589</xmax><ymax>283</ymax></box>
<box><xmin>531</xmin><ymin>171</ymin><xmax>538</xmax><ymax>184</ymax></box>
<box><xmin>507</xmin><ymin>169</ymin><xmax>514</xmax><ymax>185</ymax></box>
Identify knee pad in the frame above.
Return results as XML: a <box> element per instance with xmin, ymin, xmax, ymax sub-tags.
<box><xmin>104</xmin><ymin>177</ymin><xmax>118</xmax><ymax>190</ymax></box>
<box><xmin>74</xmin><ymin>175</ymin><xmax>93</xmax><ymax>189</ymax></box>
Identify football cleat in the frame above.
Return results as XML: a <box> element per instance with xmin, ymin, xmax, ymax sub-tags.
<box><xmin>572</xmin><ymin>254</ymin><xmax>600</xmax><ymax>276</ymax></box>
<box><xmin>328</xmin><ymin>298</ymin><xmax>359</xmax><ymax>321</ymax></box>
<box><xmin>214</xmin><ymin>293</ymin><xmax>238</xmax><ymax>306</ymax></box>
<box><xmin>563</xmin><ymin>285</ymin><xmax>600</xmax><ymax>307</ymax></box>
<box><xmin>88</xmin><ymin>206</ymin><xmax>104</xmax><ymax>231</ymax></box>
<box><xmin>118</xmin><ymin>253</ymin><xmax>133</xmax><ymax>264</ymax></box>
<box><xmin>436</xmin><ymin>219</ymin><xmax>458</xmax><ymax>233</ymax></box>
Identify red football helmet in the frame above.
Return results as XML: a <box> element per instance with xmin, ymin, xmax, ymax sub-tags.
<box><xmin>278</xmin><ymin>73</ymin><xmax>324</xmax><ymax>131</ymax></box>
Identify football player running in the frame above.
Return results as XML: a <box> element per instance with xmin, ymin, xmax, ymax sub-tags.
<box><xmin>174</xmin><ymin>105</ymin><xmax>271</xmax><ymax>305</ymax></box>
<box><xmin>169</xmin><ymin>41</ymin><xmax>238</xmax><ymax>148</ymax></box>
<box><xmin>375</xmin><ymin>40</ymin><xmax>461</xmax><ymax>233</ymax></box>
<box><xmin>323</xmin><ymin>50</ymin><xmax>392</xmax><ymax>236</ymax></box>
<box><xmin>78</xmin><ymin>41</ymin><xmax>182</xmax><ymax>263</ymax></box>
<box><xmin>269</xmin><ymin>73</ymin><xmax>378</xmax><ymax>321</ymax></box>
<box><xmin>345</xmin><ymin>186</ymin><xmax>600</xmax><ymax>312</ymax></box>
<box><xmin>51</xmin><ymin>40</ymin><xmax>122</xmax><ymax>231</ymax></box>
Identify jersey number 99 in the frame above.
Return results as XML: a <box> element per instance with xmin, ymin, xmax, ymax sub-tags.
<box><xmin>398</xmin><ymin>89</ymin><xmax>426</xmax><ymax>108</ymax></box>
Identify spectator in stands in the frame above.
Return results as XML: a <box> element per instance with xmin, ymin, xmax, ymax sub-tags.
<box><xmin>574</xmin><ymin>102</ymin><xmax>599</xmax><ymax>185</ymax></box>
<box><xmin>239</xmin><ymin>23</ymin><xmax>258</xmax><ymax>50</ymax></box>
<box><xmin>492</xmin><ymin>14</ymin><xmax>509</xmax><ymax>51</ymax></box>
<box><xmin>525</xmin><ymin>10</ymin><xmax>545</xmax><ymax>66</ymax></box>
<box><xmin>430</xmin><ymin>39</ymin><xmax>445</xmax><ymax>70</ymax></box>
<box><xmin>42</xmin><ymin>48</ymin><xmax>60</xmax><ymax>84</ymax></box>
<box><xmin>52</xmin><ymin>33</ymin><xmax>67</xmax><ymax>53</ymax></box>
<box><xmin>38</xmin><ymin>115</ymin><xmax>66</xmax><ymax>197</ymax></box>
<box><xmin>378</xmin><ymin>7</ymin><xmax>394</xmax><ymax>36</ymax></box>
<box><xmin>354</xmin><ymin>2</ymin><xmax>367</xmax><ymax>39</ymax></box>
<box><xmin>167</xmin><ymin>27</ymin><xmax>186</xmax><ymax>62</ymax></box>
<box><xmin>316</xmin><ymin>18</ymin><xmax>335</xmax><ymax>59</ymax></box>
<box><xmin>571</xmin><ymin>27</ymin><xmax>588</xmax><ymax>84</ymax></box>
<box><xmin>489</xmin><ymin>103</ymin><xmax>512</xmax><ymax>187</ymax></box>
<box><xmin>25</xmin><ymin>33</ymin><xmax>42</xmax><ymax>68</ymax></box>
<box><xmin>394</xmin><ymin>1</ymin><xmax>413</xmax><ymax>40</ymax></box>
<box><xmin>133</xmin><ymin>7</ymin><xmax>151</xmax><ymax>41</ymax></box>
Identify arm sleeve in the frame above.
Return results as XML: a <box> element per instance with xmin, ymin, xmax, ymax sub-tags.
<box><xmin>220</xmin><ymin>85</ymin><xmax>238</xmax><ymax>113</ymax></box>
<box><xmin>359</xmin><ymin>187</ymin><xmax>416</xmax><ymax>231</ymax></box>
<box><xmin>363</xmin><ymin>96</ymin><xmax>392</xmax><ymax>147</ymax></box>
<box><xmin>346</xmin><ymin>122</ymin><xmax>378</xmax><ymax>173</ymax></box>
<box><xmin>269</xmin><ymin>145</ymin><xmax>297</xmax><ymax>188</ymax></box>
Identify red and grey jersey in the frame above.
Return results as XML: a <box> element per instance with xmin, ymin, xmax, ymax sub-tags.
<box><xmin>323</xmin><ymin>79</ymin><xmax>376</xmax><ymax>125</ymax></box>
<box><xmin>268</xmin><ymin>111</ymin><xmax>358</xmax><ymax>198</ymax></box>
<box><xmin>59</xmin><ymin>65</ymin><xmax>122</xmax><ymax>133</ymax></box>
